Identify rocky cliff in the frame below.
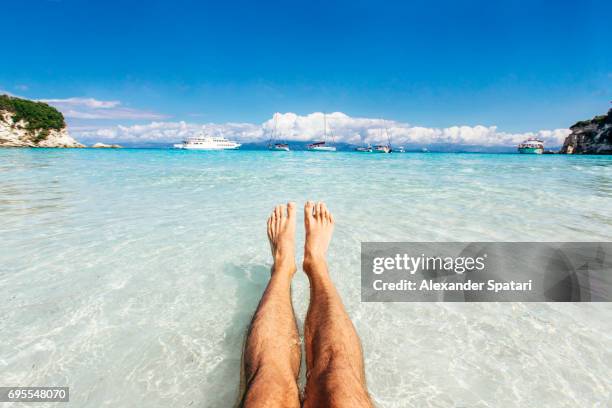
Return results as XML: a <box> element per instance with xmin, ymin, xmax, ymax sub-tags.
<box><xmin>560</xmin><ymin>109</ymin><xmax>612</xmax><ymax>154</ymax></box>
<box><xmin>0</xmin><ymin>94</ymin><xmax>84</xmax><ymax>148</ymax></box>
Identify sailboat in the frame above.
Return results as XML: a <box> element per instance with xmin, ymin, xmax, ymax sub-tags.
<box><xmin>355</xmin><ymin>144</ymin><xmax>373</xmax><ymax>152</ymax></box>
<box><xmin>307</xmin><ymin>113</ymin><xmax>337</xmax><ymax>152</ymax></box>
<box><xmin>373</xmin><ymin>144</ymin><xmax>391</xmax><ymax>153</ymax></box>
<box><xmin>372</xmin><ymin>121</ymin><xmax>392</xmax><ymax>153</ymax></box>
<box><xmin>268</xmin><ymin>113</ymin><xmax>290</xmax><ymax>151</ymax></box>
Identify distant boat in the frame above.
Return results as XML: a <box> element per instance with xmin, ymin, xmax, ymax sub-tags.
<box><xmin>518</xmin><ymin>138</ymin><xmax>544</xmax><ymax>154</ymax></box>
<box><xmin>307</xmin><ymin>141</ymin><xmax>336</xmax><ymax>151</ymax></box>
<box><xmin>372</xmin><ymin>121</ymin><xmax>392</xmax><ymax>153</ymax></box>
<box><xmin>268</xmin><ymin>113</ymin><xmax>290</xmax><ymax>151</ymax></box>
<box><xmin>173</xmin><ymin>134</ymin><xmax>241</xmax><ymax>150</ymax></box>
<box><xmin>396</xmin><ymin>146</ymin><xmax>406</xmax><ymax>153</ymax></box>
<box><xmin>308</xmin><ymin>113</ymin><xmax>337</xmax><ymax>152</ymax></box>
<box><xmin>373</xmin><ymin>145</ymin><xmax>391</xmax><ymax>153</ymax></box>
<box><xmin>270</xmin><ymin>143</ymin><xmax>290</xmax><ymax>151</ymax></box>
<box><xmin>355</xmin><ymin>121</ymin><xmax>394</xmax><ymax>153</ymax></box>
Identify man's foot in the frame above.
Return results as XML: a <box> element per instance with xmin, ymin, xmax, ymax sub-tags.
<box><xmin>267</xmin><ymin>202</ymin><xmax>297</xmax><ymax>274</ymax></box>
<box><xmin>303</xmin><ymin>201</ymin><xmax>335</xmax><ymax>272</ymax></box>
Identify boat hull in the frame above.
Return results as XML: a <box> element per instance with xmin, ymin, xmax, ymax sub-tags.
<box><xmin>269</xmin><ymin>146</ymin><xmax>290</xmax><ymax>151</ymax></box>
<box><xmin>173</xmin><ymin>134</ymin><xmax>241</xmax><ymax>150</ymax></box>
<box><xmin>518</xmin><ymin>147</ymin><xmax>543</xmax><ymax>154</ymax></box>
<box><xmin>174</xmin><ymin>145</ymin><xmax>241</xmax><ymax>150</ymax></box>
<box><xmin>308</xmin><ymin>146</ymin><xmax>336</xmax><ymax>152</ymax></box>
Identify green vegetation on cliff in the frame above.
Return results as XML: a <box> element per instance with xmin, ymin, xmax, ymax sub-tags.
<box><xmin>0</xmin><ymin>94</ymin><xmax>66</xmax><ymax>140</ymax></box>
<box><xmin>571</xmin><ymin>110</ymin><xmax>612</xmax><ymax>129</ymax></box>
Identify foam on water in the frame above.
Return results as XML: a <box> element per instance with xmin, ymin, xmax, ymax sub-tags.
<box><xmin>1</xmin><ymin>149</ymin><xmax>611</xmax><ymax>407</ymax></box>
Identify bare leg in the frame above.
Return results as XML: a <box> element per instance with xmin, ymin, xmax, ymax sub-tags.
<box><xmin>302</xmin><ymin>201</ymin><xmax>373</xmax><ymax>408</ymax></box>
<box><xmin>240</xmin><ymin>203</ymin><xmax>301</xmax><ymax>408</ymax></box>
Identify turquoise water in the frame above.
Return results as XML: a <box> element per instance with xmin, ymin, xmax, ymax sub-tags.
<box><xmin>1</xmin><ymin>149</ymin><xmax>611</xmax><ymax>407</ymax></box>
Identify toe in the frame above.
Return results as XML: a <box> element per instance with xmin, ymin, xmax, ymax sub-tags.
<box><xmin>304</xmin><ymin>201</ymin><xmax>315</xmax><ymax>219</ymax></box>
<box><xmin>316</xmin><ymin>202</ymin><xmax>324</xmax><ymax>219</ymax></box>
<box><xmin>320</xmin><ymin>202</ymin><xmax>328</xmax><ymax>219</ymax></box>
<box><xmin>287</xmin><ymin>202</ymin><xmax>296</xmax><ymax>218</ymax></box>
<box><xmin>279</xmin><ymin>204</ymin><xmax>287</xmax><ymax>219</ymax></box>
<box><xmin>275</xmin><ymin>205</ymin><xmax>283</xmax><ymax>229</ymax></box>
<box><xmin>274</xmin><ymin>205</ymin><xmax>282</xmax><ymax>219</ymax></box>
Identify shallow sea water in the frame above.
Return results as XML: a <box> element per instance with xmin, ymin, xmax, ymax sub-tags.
<box><xmin>1</xmin><ymin>149</ymin><xmax>611</xmax><ymax>407</ymax></box>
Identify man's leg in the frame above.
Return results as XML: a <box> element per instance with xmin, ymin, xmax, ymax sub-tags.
<box><xmin>302</xmin><ymin>201</ymin><xmax>373</xmax><ymax>408</ymax></box>
<box><xmin>240</xmin><ymin>203</ymin><xmax>301</xmax><ymax>408</ymax></box>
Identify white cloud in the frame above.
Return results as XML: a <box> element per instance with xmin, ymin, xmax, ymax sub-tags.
<box><xmin>39</xmin><ymin>97</ymin><xmax>168</xmax><ymax>120</ymax></box>
<box><xmin>60</xmin><ymin>108</ymin><xmax>168</xmax><ymax>120</ymax></box>
<box><xmin>75</xmin><ymin>120</ymin><xmax>262</xmax><ymax>143</ymax></box>
<box><xmin>40</xmin><ymin>97</ymin><xmax>121</xmax><ymax>109</ymax></box>
<box><xmin>73</xmin><ymin>111</ymin><xmax>570</xmax><ymax>146</ymax></box>
<box><xmin>262</xmin><ymin>112</ymin><xmax>569</xmax><ymax>146</ymax></box>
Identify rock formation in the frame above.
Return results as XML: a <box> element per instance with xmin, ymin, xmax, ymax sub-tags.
<box><xmin>561</xmin><ymin>109</ymin><xmax>612</xmax><ymax>154</ymax></box>
<box><xmin>0</xmin><ymin>94</ymin><xmax>84</xmax><ymax>148</ymax></box>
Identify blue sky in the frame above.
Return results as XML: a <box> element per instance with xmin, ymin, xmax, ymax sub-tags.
<box><xmin>1</xmin><ymin>0</ymin><xmax>610</xmax><ymax>142</ymax></box>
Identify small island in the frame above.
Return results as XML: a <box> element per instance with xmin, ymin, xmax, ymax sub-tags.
<box><xmin>0</xmin><ymin>94</ymin><xmax>84</xmax><ymax>148</ymax></box>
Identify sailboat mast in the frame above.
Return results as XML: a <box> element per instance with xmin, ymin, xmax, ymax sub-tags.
<box><xmin>384</xmin><ymin>120</ymin><xmax>391</xmax><ymax>147</ymax></box>
<box><xmin>324</xmin><ymin>112</ymin><xmax>327</xmax><ymax>141</ymax></box>
<box><xmin>268</xmin><ymin>113</ymin><xmax>278</xmax><ymax>148</ymax></box>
